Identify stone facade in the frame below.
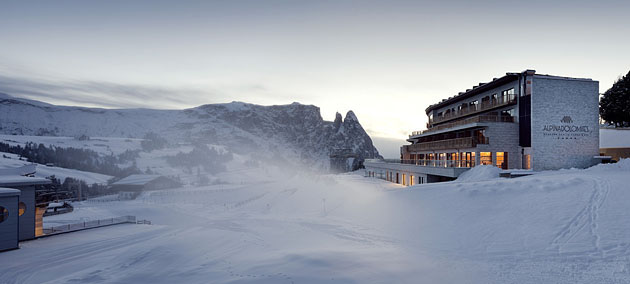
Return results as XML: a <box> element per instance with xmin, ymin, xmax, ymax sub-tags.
<box><xmin>530</xmin><ymin>75</ymin><xmax>599</xmax><ymax>170</ymax></box>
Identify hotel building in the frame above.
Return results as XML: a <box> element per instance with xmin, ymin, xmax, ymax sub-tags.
<box><xmin>365</xmin><ymin>70</ymin><xmax>600</xmax><ymax>185</ymax></box>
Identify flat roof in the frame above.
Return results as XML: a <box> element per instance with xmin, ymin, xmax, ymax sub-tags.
<box><xmin>0</xmin><ymin>176</ymin><xmax>51</xmax><ymax>187</ymax></box>
<box><xmin>0</xmin><ymin>188</ymin><xmax>21</xmax><ymax>197</ymax></box>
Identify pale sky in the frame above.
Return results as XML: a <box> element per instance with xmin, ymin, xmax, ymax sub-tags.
<box><xmin>1</xmin><ymin>0</ymin><xmax>629</xmax><ymax>157</ymax></box>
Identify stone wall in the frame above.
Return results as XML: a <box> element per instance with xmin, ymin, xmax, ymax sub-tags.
<box><xmin>530</xmin><ymin>76</ymin><xmax>599</xmax><ymax>170</ymax></box>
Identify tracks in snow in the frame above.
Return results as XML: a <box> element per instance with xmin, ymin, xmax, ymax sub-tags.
<box><xmin>548</xmin><ymin>177</ymin><xmax>611</xmax><ymax>256</ymax></box>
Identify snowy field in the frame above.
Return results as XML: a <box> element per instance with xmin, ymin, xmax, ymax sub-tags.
<box><xmin>0</xmin><ymin>152</ymin><xmax>113</xmax><ymax>184</ymax></box>
<box><xmin>1</xmin><ymin>161</ymin><xmax>630</xmax><ymax>283</ymax></box>
<box><xmin>0</xmin><ymin>134</ymin><xmax>143</xmax><ymax>156</ymax></box>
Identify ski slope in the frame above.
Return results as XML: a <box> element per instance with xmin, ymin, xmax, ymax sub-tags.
<box><xmin>1</xmin><ymin>161</ymin><xmax>630</xmax><ymax>283</ymax></box>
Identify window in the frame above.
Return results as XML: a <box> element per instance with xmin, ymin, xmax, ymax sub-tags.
<box><xmin>402</xmin><ymin>174</ymin><xmax>407</xmax><ymax>185</ymax></box>
<box><xmin>524</xmin><ymin>154</ymin><xmax>531</xmax><ymax>169</ymax></box>
<box><xmin>396</xmin><ymin>173</ymin><xmax>400</xmax><ymax>184</ymax></box>
<box><xmin>469</xmin><ymin>100</ymin><xmax>479</xmax><ymax>111</ymax></box>
<box><xmin>502</xmin><ymin>88</ymin><xmax>515</xmax><ymax>103</ymax></box>
<box><xmin>474</xmin><ymin>129</ymin><xmax>487</xmax><ymax>144</ymax></box>
<box><xmin>19</xmin><ymin>202</ymin><xmax>26</xmax><ymax>216</ymax></box>
<box><xmin>410</xmin><ymin>175</ymin><xmax>414</xmax><ymax>186</ymax></box>
<box><xmin>496</xmin><ymin>152</ymin><xmax>508</xmax><ymax>169</ymax></box>
<box><xmin>0</xmin><ymin>207</ymin><xmax>7</xmax><ymax>223</ymax></box>
<box><xmin>480</xmin><ymin>152</ymin><xmax>492</xmax><ymax>165</ymax></box>
<box><xmin>501</xmin><ymin>108</ymin><xmax>515</xmax><ymax>117</ymax></box>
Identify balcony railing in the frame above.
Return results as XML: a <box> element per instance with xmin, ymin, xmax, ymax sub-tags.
<box><xmin>379</xmin><ymin>159</ymin><xmax>475</xmax><ymax>168</ymax></box>
<box><xmin>410</xmin><ymin>114</ymin><xmax>514</xmax><ymax>137</ymax></box>
<box><xmin>403</xmin><ymin>136</ymin><xmax>488</xmax><ymax>152</ymax></box>
<box><xmin>427</xmin><ymin>94</ymin><xmax>517</xmax><ymax>126</ymax></box>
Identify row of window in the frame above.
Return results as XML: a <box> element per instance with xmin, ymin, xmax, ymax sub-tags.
<box><xmin>432</xmin><ymin>88</ymin><xmax>515</xmax><ymax>119</ymax></box>
<box><xmin>406</xmin><ymin>151</ymin><xmax>509</xmax><ymax>169</ymax></box>
<box><xmin>0</xmin><ymin>202</ymin><xmax>26</xmax><ymax>224</ymax></box>
<box><xmin>366</xmin><ymin>171</ymin><xmax>426</xmax><ymax>186</ymax></box>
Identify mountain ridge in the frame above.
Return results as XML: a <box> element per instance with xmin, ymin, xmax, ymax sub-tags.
<box><xmin>0</xmin><ymin>93</ymin><xmax>382</xmax><ymax>171</ymax></box>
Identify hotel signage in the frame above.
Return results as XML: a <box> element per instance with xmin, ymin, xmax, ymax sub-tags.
<box><xmin>541</xmin><ymin>116</ymin><xmax>592</xmax><ymax>140</ymax></box>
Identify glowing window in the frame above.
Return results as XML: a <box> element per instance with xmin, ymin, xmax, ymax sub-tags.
<box><xmin>480</xmin><ymin>152</ymin><xmax>492</xmax><ymax>165</ymax></box>
<box><xmin>496</xmin><ymin>152</ymin><xmax>508</xmax><ymax>169</ymax></box>
<box><xmin>19</xmin><ymin>202</ymin><xmax>26</xmax><ymax>216</ymax></box>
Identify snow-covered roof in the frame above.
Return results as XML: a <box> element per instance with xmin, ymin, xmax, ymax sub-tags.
<box><xmin>0</xmin><ymin>164</ymin><xmax>37</xmax><ymax>176</ymax></box>
<box><xmin>112</xmin><ymin>174</ymin><xmax>163</xmax><ymax>186</ymax></box>
<box><xmin>0</xmin><ymin>187</ymin><xmax>20</xmax><ymax>197</ymax></box>
<box><xmin>0</xmin><ymin>175</ymin><xmax>51</xmax><ymax>187</ymax></box>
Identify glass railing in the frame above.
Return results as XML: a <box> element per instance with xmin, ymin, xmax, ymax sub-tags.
<box><xmin>376</xmin><ymin>159</ymin><xmax>475</xmax><ymax>168</ymax></box>
<box><xmin>402</xmin><ymin>137</ymin><xmax>489</xmax><ymax>152</ymax></box>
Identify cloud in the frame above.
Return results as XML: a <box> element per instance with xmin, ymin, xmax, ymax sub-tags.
<box><xmin>0</xmin><ymin>73</ymin><xmax>236</xmax><ymax>109</ymax></box>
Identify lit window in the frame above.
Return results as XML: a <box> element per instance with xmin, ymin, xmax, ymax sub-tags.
<box><xmin>496</xmin><ymin>152</ymin><xmax>508</xmax><ymax>169</ymax></box>
<box><xmin>19</xmin><ymin>202</ymin><xmax>26</xmax><ymax>216</ymax></box>
<box><xmin>524</xmin><ymin>155</ymin><xmax>532</xmax><ymax>169</ymax></box>
<box><xmin>480</xmin><ymin>152</ymin><xmax>492</xmax><ymax>165</ymax></box>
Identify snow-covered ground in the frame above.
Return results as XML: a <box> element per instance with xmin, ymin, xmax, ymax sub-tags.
<box><xmin>0</xmin><ymin>152</ymin><xmax>113</xmax><ymax>184</ymax></box>
<box><xmin>2</xmin><ymin>161</ymin><xmax>630</xmax><ymax>283</ymax></box>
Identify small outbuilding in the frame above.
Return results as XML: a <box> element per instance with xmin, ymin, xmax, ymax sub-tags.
<box><xmin>0</xmin><ymin>188</ymin><xmax>20</xmax><ymax>252</ymax></box>
<box><xmin>110</xmin><ymin>174</ymin><xmax>181</xmax><ymax>192</ymax></box>
<box><xmin>0</xmin><ymin>176</ymin><xmax>52</xmax><ymax>240</ymax></box>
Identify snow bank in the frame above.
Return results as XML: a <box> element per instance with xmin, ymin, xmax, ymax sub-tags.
<box><xmin>455</xmin><ymin>165</ymin><xmax>500</xmax><ymax>182</ymax></box>
<box><xmin>586</xmin><ymin>158</ymin><xmax>630</xmax><ymax>172</ymax></box>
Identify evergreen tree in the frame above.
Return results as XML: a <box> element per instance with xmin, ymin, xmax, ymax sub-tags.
<box><xmin>600</xmin><ymin>70</ymin><xmax>630</xmax><ymax>127</ymax></box>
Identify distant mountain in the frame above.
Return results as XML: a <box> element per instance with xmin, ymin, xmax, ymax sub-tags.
<box><xmin>0</xmin><ymin>93</ymin><xmax>381</xmax><ymax>171</ymax></box>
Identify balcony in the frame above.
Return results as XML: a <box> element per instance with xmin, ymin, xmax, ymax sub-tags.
<box><xmin>409</xmin><ymin>114</ymin><xmax>515</xmax><ymax>137</ymax></box>
<box><xmin>427</xmin><ymin>94</ymin><xmax>517</xmax><ymax>126</ymax></box>
<box><xmin>403</xmin><ymin>136</ymin><xmax>488</xmax><ymax>152</ymax></box>
<box><xmin>378</xmin><ymin>159</ymin><xmax>475</xmax><ymax>168</ymax></box>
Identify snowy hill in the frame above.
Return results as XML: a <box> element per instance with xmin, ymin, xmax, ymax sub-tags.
<box><xmin>0</xmin><ymin>153</ymin><xmax>112</xmax><ymax>184</ymax></box>
<box><xmin>0</xmin><ymin>93</ymin><xmax>381</xmax><ymax>170</ymax></box>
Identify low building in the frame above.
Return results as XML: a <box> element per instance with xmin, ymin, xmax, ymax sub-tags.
<box><xmin>110</xmin><ymin>174</ymin><xmax>181</xmax><ymax>192</ymax></box>
<box><xmin>366</xmin><ymin>69</ymin><xmax>600</xmax><ymax>185</ymax></box>
<box><xmin>599</xmin><ymin>127</ymin><xmax>630</xmax><ymax>161</ymax></box>
<box><xmin>0</xmin><ymin>188</ymin><xmax>20</xmax><ymax>252</ymax></box>
<box><xmin>0</xmin><ymin>176</ymin><xmax>52</xmax><ymax>240</ymax></box>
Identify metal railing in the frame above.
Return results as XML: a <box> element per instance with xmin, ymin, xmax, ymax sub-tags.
<box><xmin>42</xmin><ymin>215</ymin><xmax>138</xmax><ymax>235</ymax></box>
<box><xmin>377</xmin><ymin>159</ymin><xmax>475</xmax><ymax>168</ymax></box>
<box><xmin>410</xmin><ymin>114</ymin><xmax>515</xmax><ymax>137</ymax></box>
<box><xmin>403</xmin><ymin>137</ymin><xmax>489</xmax><ymax>152</ymax></box>
<box><xmin>427</xmin><ymin>94</ymin><xmax>517</xmax><ymax>126</ymax></box>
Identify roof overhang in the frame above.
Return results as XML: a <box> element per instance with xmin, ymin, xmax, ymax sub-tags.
<box><xmin>0</xmin><ymin>176</ymin><xmax>51</xmax><ymax>187</ymax></box>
